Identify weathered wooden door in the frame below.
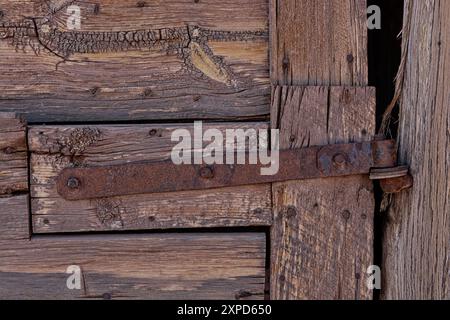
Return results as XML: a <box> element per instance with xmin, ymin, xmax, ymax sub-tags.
<box><xmin>0</xmin><ymin>0</ymin><xmax>381</xmax><ymax>299</ymax></box>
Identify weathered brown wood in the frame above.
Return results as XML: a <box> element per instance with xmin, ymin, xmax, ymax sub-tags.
<box><xmin>382</xmin><ymin>0</ymin><xmax>450</xmax><ymax>300</ymax></box>
<box><xmin>29</xmin><ymin>123</ymin><xmax>272</xmax><ymax>233</ymax></box>
<box><xmin>0</xmin><ymin>0</ymin><xmax>270</xmax><ymax>122</ymax></box>
<box><xmin>0</xmin><ymin>113</ymin><xmax>29</xmax><ymax>241</ymax></box>
<box><xmin>270</xmin><ymin>0</ymin><xmax>368</xmax><ymax>86</ymax></box>
<box><xmin>0</xmin><ymin>233</ymin><xmax>266</xmax><ymax>299</ymax></box>
<box><xmin>0</xmin><ymin>113</ymin><xmax>28</xmax><ymax>194</ymax></box>
<box><xmin>270</xmin><ymin>86</ymin><xmax>375</xmax><ymax>300</ymax></box>
<box><xmin>269</xmin><ymin>0</ymin><xmax>374</xmax><ymax>300</ymax></box>
<box><xmin>0</xmin><ymin>195</ymin><xmax>29</xmax><ymax>241</ymax></box>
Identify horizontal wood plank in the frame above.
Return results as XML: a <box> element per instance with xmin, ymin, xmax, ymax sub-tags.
<box><xmin>0</xmin><ymin>113</ymin><xmax>28</xmax><ymax>195</ymax></box>
<box><xmin>30</xmin><ymin>123</ymin><xmax>273</xmax><ymax>233</ymax></box>
<box><xmin>0</xmin><ymin>233</ymin><xmax>266</xmax><ymax>299</ymax></box>
<box><xmin>0</xmin><ymin>0</ymin><xmax>270</xmax><ymax>122</ymax></box>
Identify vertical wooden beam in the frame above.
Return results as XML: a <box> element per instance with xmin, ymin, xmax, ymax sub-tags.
<box><xmin>270</xmin><ymin>0</ymin><xmax>375</xmax><ymax>299</ymax></box>
<box><xmin>0</xmin><ymin>113</ymin><xmax>29</xmax><ymax>241</ymax></box>
<box><xmin>270</xmin><ymin>0</ymin><xmax>368</xmax><ymax>86</ymax></box>
<box><xmin>382</xmin><ymin>0</ymin><xmax>450</xmax><ymax>300</ymax></box>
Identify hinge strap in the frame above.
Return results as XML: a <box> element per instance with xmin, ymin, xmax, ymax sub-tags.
<box><xmin>56</xmin><ymin>139</ymin><xmax>408</xmax><ymax>200</ymax></box>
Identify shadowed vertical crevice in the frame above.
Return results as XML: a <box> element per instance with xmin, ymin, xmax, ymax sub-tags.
<box><xmin>368</xmin><ymin>0</ymin><xmax>404</xmax><ymax>300</ymax></box>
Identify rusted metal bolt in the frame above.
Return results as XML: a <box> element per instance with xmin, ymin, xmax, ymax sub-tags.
<box><xmin>67</xmin><ymin>177</ymin><xmax>81</xmax><ymax>189</ymax></box>
<box><xmin>199</xmin><ymin>166</ymin><xmax>214</xmax><ymax>179</ymax></box>
<box><xmin>332</xmin><ymin>153</ymin><xmax>347</xmax><ymax>166</ymax></box>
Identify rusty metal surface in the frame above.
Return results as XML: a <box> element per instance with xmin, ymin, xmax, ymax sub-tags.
<box><xmin>380</xmin><ymin>175</ymin><xmax>414</xmax><ymax>194</ymax></box>
<box><xmin>57</xmin><ymin>140</ymin><xmax>397</xmax><ymax>200</ymax></box>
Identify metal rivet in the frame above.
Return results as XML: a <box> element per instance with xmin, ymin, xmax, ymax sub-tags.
<box><xmin>43</xmin><ymin>218</ymin><xmax>50</xmax><ymax>225</ymax></box>
<box><xmin>361</xmin><ymin>214</ymin><xmax>367</xmax><ymax>220</ymax></box>
<box><xmin>149</xmin><ymin>129</ymin><xmax>158</xmax><ymax>136</ymax></box>
<box><xmin>148</xmin><ymin>216</ymin><xmax>156</xmax><ymax>222</ymax></box>
<box><xmin>199</xmin><ymin>166</ymin><xmax>214</xmax><ymax>179</ymax></box>
<box><xmin>67</xmin><ymin>177</ymin><xmax>81</xmax><ymax>189</ymax></box>
<box><xmin>137</xmin><ymin>1</ymin><xmax>146</xmax><ymax>7</ymax></box>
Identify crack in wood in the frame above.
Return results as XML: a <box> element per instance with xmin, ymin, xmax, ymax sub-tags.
<box><xmin>0</xmin><ymin>12</ymin><xmax>268</xmax><ymax>87</ymax></box>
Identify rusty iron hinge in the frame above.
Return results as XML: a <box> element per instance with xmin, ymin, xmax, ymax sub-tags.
<box><xmin>57</xmin><ymin>140</ymin><xmax>412</xmax><ymax>200</ymax></box>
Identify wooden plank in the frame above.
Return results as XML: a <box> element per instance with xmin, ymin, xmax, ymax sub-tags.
<box><xmin>29</xmin><ymin>123</ymin><xmax>273</xmax><ymax>233</ymax></box>
<box><xmin>269</xmin><ymin>0</ymin><xmax>374</xmax><ymax>300</ymax></box>
<box><xmin>270</xmin><ymin>86</ymin><xmax>375</xmax><ymax>300</ymax></box>
<box><xmin>0</xmin><ymin>0</ymin><xmax>270</xmax><ymax>122</ymax></box>
<box><xmin>0</xmin><ymin>113</ymin><xmax>28</xmax><ymax>195</ymax></box>
<box><xmin>0</xmin><ymin>233</ymin><xmax>266</xmax><ymax>299</ymax></box>
<box><xmin>270</xmin><ymin>0</ymin><xmax>368</xmax><ymax>86</ymax></box>
<box><xmin>0</xmin><ymin>113</ymin><xmax>29</xmax><ymax>240</ymax></box>
<box><xmin>0</xmin><ymin>195</ymin><xmax>29</xmax><ymax>241</ymax></box>
<box><xmin>382</xmin><ymin>0</ymin><xmax>450</xmax><ymax>300</ymax></box>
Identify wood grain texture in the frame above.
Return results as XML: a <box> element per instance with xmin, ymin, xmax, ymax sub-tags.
<box><xmin>0</xmin><ymin>0</ymin><xmax>269</xmax><ymax>122</ymax></box>
<box><xmin>382</xmin><ymin>0</ymin><xmax>450</xmax><ymax>300</ymax></box>
<box><xmin>270</xmin><ymin>86</ymin><xmax>375</xmax><ymax>300</ymax></box>
<box><xmin>0</xmin><ymin>233</ymin><xmax>266</xmax><ymax>300</ymax></box>
<box><xmin>270</xmin><ymin>0</ymin><xmax>368</xmax><ymax>86</ymax></box>
<box><xmin>0</xmin><ymin>113</ymin><xmax>28</xmax><ymax>195</ymax></box>
<box><xmin>29</xmin><ymin>123</ymin><xmax>272</xmax><ymax>233</ymax></box>
<box><xmin>0</xmin><ymin>195</ymin><xmax>29</xmax><ymax>241</ymax></box>
<box><xmin>0</xmin><ymin>113</ymin><xmax>29</xmax><ymax>240</ymax></box>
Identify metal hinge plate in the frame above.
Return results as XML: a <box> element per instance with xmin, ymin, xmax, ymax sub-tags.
<box><xmin>56</xmin><ymin>139</ymin><xmax>412</xmax><ymax>200</ymax></box>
